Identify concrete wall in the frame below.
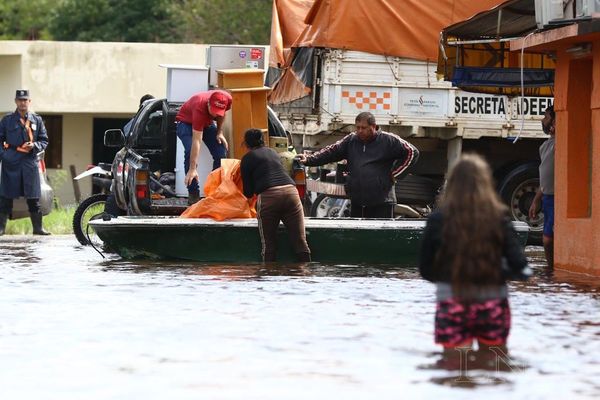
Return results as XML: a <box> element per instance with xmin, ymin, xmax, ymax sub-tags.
<box><xmin>51</xmin><ymin>113</ymin><xmax>95</xmax><ymax>206</ymax></box>
<box><xmin>0</xmin><ymin>41</ymin><xmax>209</xmax><ymax>113</ymax></box>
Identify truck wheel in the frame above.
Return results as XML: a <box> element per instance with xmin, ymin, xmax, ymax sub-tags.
<box><xmin>310</xmin><ymin>194</ymin><xmax>351</xmax><ymax>218</ymax></box>
<box><xmin>498</xmin><ymin>163</ymin><xmax>542</xmax><ymax>245</ymax></box>
<box><xmin>73</xmin><ymin>193</ymin><xmax>108</xmax><ymax>245</ymax></box>
<box><xmin>395</xmin><ymin>174</ymin><xmax>439</xmax><ymax>206</ymax></box>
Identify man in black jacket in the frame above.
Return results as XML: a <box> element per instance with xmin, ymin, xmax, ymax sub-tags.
<box><xmin>0</xmin><ymin>89</ymin><xmax>50</xmax><ymax>235</ymax></box>
<box><xmin>297</xmin><ymin>112</ymin><xmax>419</xmax><ymax>218</ymax></box>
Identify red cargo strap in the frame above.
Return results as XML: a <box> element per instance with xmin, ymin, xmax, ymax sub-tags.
<box><xmin>3</xmin><ymin>117</ymin><xmax>35</xmax><ymax>153</ymax></box>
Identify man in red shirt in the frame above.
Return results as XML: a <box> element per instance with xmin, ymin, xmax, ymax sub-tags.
<box><xmin>176</xmin><ymin>90</ymin><xmax>232</xmax><ymax>204</ymax></box>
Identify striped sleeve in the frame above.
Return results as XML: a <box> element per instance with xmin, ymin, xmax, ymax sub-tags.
<box><xmin>304</xmin><ymin>134</ymin><xmax>351</xmax><ymax>166</ymax></box>
<box><xmin>390</xmin><ymin>135</ymin><xmax>419</xmax><ymax>178</ymax></box>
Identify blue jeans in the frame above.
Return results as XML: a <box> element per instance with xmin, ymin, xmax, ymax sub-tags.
<box><xmin>542</xmin><ymin>194</ymin><xmax>554</xmax><ymax>238</ymax></box>
<box><xmin>176</xmin><ymin>122</ymin><xmax>227</xmax><ymax>194</ymax></box>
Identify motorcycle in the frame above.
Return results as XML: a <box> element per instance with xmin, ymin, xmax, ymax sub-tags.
<box><xmin>72</xmin><ymin>162</ymin><xmax>114</xmax><ymax>245</ymax></box>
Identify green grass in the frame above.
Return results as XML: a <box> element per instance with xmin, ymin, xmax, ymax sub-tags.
<box><xmin>4</xmin><ymin>207</ymin><xmax>76</xmax><ymax>235</ymax></box>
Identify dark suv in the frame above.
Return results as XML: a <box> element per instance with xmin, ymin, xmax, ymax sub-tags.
<box><xmin>104</xmin><ymin>98</ymin><xmax>292</xmax><ymax>216</ymax></box>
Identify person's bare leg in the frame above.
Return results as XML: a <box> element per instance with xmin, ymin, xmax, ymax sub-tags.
<box><xmin>543</xmin><ymin>235</ymin><xmax>554</xmax><ymax>268</ymax></box>
<box><xmin>439</xmin><ymin>343</ymin><xmax>472</xmax><ymax>370</ymax></box>
<box><xmin>476</xmin><ymin>342</ymin><xmax>509</xmax><ymax>370</ymax></box>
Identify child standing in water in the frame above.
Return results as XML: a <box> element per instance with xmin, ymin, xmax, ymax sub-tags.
<box><xmin>419</xmin><ymin>154</ymin><xmax>531</xmax><ymax>362</ymax></box>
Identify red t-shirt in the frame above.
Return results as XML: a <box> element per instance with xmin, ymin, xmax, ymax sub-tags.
<box><xmin>176</xmin><ymin>90</ymin><xmax>232</xmax><ymax>131</ymax></box>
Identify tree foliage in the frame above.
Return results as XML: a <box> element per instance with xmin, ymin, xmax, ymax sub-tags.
<box><xmin>48</xmin><ymin>0</ymin><xmax>183</xmax><ymax>42</ymax></box>
<box><xmin>0</xmin><ymin>0</ymin><xmax>54</xmax><ymax>40</ymax></box>
<box><xmin>175</xmin><ymin>0</ymin><xmax>273</xmax><ymax>44</ymax></box>
<box><xmin>0</xmin><ymin>0</ymin><xmax>273</xmax><ymax>44</ymax></box>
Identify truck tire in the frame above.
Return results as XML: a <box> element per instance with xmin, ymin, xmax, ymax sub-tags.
<box><xmin>498</xmin><ymin>162</ymin><xmax>543</xmax><ymax>245</ymax></box>
<box><xmin>73</xmin><ymin>193</ymin><xmax>108</xmax><ymax>245</ymax></box>
<box><xmin>310</xmin><ymin>194</ymin><xmax>351</xmax><ymax>218</ymax></box>
<box><xmin>395</xmin><ymin>174</ymin><xmax>438</xmax><ymax>206</ymax></box>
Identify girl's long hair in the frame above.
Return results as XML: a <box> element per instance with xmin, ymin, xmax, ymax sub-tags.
<box><xmin>435</xmin><ymin>154</ymin><xmax>508</xmax><ymax>299</ymax></box>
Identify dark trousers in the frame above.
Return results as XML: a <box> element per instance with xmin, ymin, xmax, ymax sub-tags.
<box><xmin>350</xmin><ymin>203</ymin><xmax>394</xmax><ymax>218</ymax></box>
<box><xmin>176</xmin><ymin>121</ymin><xmax>227</xmax><ymax>195</ymax></box>
<box><xmin>257</xmin><ymin>185</ymin><xmax>311</xmax><ymax>262</ymax></box>
<box><xmin>0</xmin><ymin>196</ymin><xmax>41</xmax><ymax>214</ymax></box>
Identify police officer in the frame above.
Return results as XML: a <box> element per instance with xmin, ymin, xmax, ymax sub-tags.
<box><xmin>0</xmin><ymin>89</ymin><xmax>50</xmax><ymax>235</ymax></box>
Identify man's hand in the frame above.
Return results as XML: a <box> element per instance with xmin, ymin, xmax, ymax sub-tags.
<box><xmin>24</xmin><ymin>141</ymin><xmax>34</xmax><ymax>152</ymax></box>
<box><xmin>528</xmin><ymin>197</ymin><xmax>541</xmax><ymax>219</ymax></box>
<box><xmin>295</xmin><ymin>154</ymin><xmax>308</xmax><ymax>164</ymax></box>
<box><xmin>216</xmin><ymin>133</ymin><xmax>229</xmax><ymax>152</ymax></box>
<box><xmin>184</xmin><ymin>169</ymin><xmax>199</xmax><ymax>186</ymax></box>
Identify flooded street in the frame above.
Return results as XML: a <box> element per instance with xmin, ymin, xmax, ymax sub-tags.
<box><xmin>1</xmin><ymin>236</ymin><xmax>599</xmax><ymax>399</ymax></box>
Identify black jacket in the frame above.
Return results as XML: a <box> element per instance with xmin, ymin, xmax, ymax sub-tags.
<box><xmin>419</xmin><ymin>211</ymin><xmax>530</xmax><ymax>284</ymax></box>
<box><xmin>0</xmin><ymin>111</ymin><xmax>48</xmax><ymax>199</ymax></box>
<box><xmin>304</xmin><ymin>131</ymin><xmax>419</xmax><ymax>206</ymax></box>
<box><xmin>240</xmin><ymin>146</ymin><xmax>295</xmax><ymax>197</ymax></box>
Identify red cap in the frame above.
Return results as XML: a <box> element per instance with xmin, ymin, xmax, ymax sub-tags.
<box><xmin>208</xmin><ymin>91</ymin><xmax>231</xmax><ymax>117</ymax></box>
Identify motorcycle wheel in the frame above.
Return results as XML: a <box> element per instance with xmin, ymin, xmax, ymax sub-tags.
<box><xmin>310</xmin><ymin>194</ymin><xmax>351</xmax><ymax>218</ymax></box>
<box><xmin>73</xmin><ymin>193</ymin><xmax>108</xmax><ymax>245</ymax></box>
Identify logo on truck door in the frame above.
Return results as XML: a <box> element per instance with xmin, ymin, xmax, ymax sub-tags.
<box><xmin>342</xmin><ymin>91</ymin><xmax>391</xmax><ymax>111</ymax></box>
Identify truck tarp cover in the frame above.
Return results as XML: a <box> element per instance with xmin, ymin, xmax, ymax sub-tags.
<box><xmin>181</xmin><ymin>159</ymin><xmax>257</xmax><ymax>221</ymax></box>
<box><xmin>269</xmin><ymin>0</ymin><xmax>505</xmax><ymax>104</ymax></box>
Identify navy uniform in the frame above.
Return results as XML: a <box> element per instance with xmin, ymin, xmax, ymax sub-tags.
<box><xmin>0</xmin><ymin>89</ymin><xmax>50</xmax><ymax>235</ymax></box>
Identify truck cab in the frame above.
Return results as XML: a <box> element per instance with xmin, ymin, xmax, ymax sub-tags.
<box><xmin>104</xmin><ymin>98</ymin><xmax>295</xmax><ymax>216</ymax></box>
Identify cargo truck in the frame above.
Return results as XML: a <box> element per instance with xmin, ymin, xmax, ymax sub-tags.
<box><xmin>268</xmin><ymin>0</ymin><xmax>551</xmax><ymax>243</ymax></box>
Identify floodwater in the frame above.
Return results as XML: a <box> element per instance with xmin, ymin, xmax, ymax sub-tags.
<box><xmin>1</xmin><ymin>236</ymin><xmax>599</xmax><ymax>400</ymax></box>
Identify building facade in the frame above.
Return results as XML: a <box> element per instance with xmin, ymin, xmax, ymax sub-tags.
<box><xmin>0</xmin><ymin>40</ymin><xmax>208</xmax><ymax>204</ymax></box>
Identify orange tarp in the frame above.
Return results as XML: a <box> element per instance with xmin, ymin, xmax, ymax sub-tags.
<box><xmin>270</xmin><ymin>0</ymin><xmax>505</xmax><ymax>64</ymax></box>
<box><xmin>270</xmin><ymin>0</ymin><xmax>314</xmax><ymax>67</ymax></box>
<box><xmin>180</xmin><ymin>159</ymin><xmax>256</xmax><ymax>221</ymax></box>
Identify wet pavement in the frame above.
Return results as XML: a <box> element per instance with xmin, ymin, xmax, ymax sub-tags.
<box><xmin>1</xmin><ymin>236</ymin><xmax>599</xmax><ymax>399</ymax></box>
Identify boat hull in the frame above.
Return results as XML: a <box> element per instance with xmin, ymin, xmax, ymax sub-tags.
<box><xmin>91</xmin><ymin>217</ymin><xmax>529</xmax><ymax>265</ymax></box>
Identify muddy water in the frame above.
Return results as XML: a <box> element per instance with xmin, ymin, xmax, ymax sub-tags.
<box><xmin>1</xmin><ymin>236</ymin><xmax>599</xmax><ymax>399</ymax></box>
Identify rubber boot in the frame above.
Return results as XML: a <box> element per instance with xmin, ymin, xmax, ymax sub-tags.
<box><xmin>30</xmin><ymin>212</ymin><xmax>51</xmax><ymax>235</ymax></box>
<box><xmin>0</xmin><ymin>213</ymin><xmax>7</xmax><ymax>236</ymax></box>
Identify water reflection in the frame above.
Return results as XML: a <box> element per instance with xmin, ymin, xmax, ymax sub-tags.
<box><xmin>0</xmin><ymin>238</ymin><xmax>42</xmax><ymax>264</ymax></box>
<box><xmin>419</xmin><ymin>346</ymin><xmax>531</xmax><ymax>388</ymax></box>
<box><xmin>99</xmin><ymin>259</ymin><xmax>421</xmax><ymax>279</ymax></box>
<box><xmin>1</xmin><ymin>236</ymin><xmax>600</xmax><ymax>399</ymax></box>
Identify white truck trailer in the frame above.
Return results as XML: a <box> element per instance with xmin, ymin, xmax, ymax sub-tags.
<box><xmin>268</xmin><ymin>0</ymin><xmax>551</xmax><ymax>242</ymax></box>
<box><xmin>270</xmin><ymin>49</ymin><xmax>552</xmax><ymax>243</ymax></box>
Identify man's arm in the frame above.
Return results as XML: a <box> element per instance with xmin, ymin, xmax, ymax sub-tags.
<box><xmin>214</xmin><ymin>115</ymin><xmax>229</xmax><ymax>152</ymax></box>
<box><xmin>184</xmin><ymin>129</ymin><xmax>203</xmax><ymax>186</ymax></box>
<box><xmin>297</xmin><ymin>135</ymin><xmax>351</xmax><ymax>166</ymax></box>
<box><xmin>33</xmin><ymin>116</ymin><xmax>49</xmax><ymax>154</ymax></box>
<box><xmin>0</xmin><ymin>117</ymin><xmax>6</xmax><ymax>159</ymax></box>
<box><xmin>529</xmin><ymin>187</ymin><xmax>543</xmax><ymax>219</ymax></box>
<box><xmin>391</xmin><ymin>136</ymin><xmax>419</xmax><ymax>179</ymax></box>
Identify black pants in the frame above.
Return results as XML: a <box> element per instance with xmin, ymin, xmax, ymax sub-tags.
<box><xmin>0</xmin><ymin>196</ymin><xmax>41</xmax><ymax>214</ymax></box>
<box><xmin>350</xmin><ymin>203</ymin><xmax>394</xmax><ymax>218</ymax></box>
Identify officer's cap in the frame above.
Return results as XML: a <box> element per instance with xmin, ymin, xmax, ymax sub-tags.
<box><xmin>15</xmin><ymin>89</ymin><xmax>30</xmax><ymax>100</ymax></box>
